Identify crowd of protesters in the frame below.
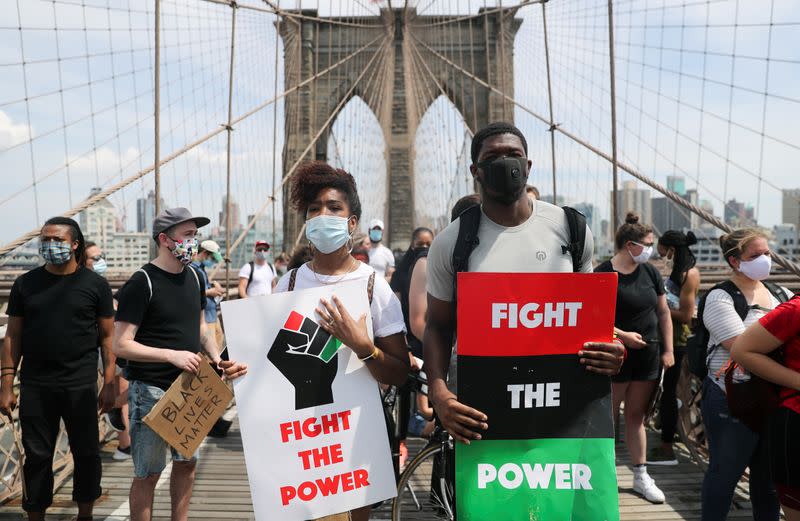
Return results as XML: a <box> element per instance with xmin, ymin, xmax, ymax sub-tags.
<box><xmin>1</xmin><ymin>120</ymin><xmax>798</xmax><ymax>521</ymax></box>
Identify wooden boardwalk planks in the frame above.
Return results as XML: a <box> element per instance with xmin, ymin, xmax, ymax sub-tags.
<box><xmin>0</xmin><ymin>422</ymin><xmax>755</xmax><ymax>520</ymax></box>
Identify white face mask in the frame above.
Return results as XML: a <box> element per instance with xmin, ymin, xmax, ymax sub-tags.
<box><xmin>628</xmin><ymin>243</ymin><xmax>653</xmax><ymax>264</ymax></box>
<box><xmin>738</xmin><ymin>254</ymin><xmax>772</xmax><ymax>281</ymax></box>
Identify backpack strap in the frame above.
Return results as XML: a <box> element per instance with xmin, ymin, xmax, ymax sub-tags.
<box><xmin>367</xmin><ymin>271</ymin><xmax>375</xmax><ymax>305</ymax></box>
<box><xmin>287</xmin><ymin>268</ymin><xmax>298</xmax><ymax>292</ymax></box>
<box><xmin>561</xmin><ymin>206</ymin><xmax>587</xmax><ymax>273</ymax></box>
<box><xmin>764</xmin><ymin>281</ymin><xmax>790</xmax><ymax>304</ymax></box>
<box><xmin>136</xmin><ymin>268</ymin><xmax>153</xmax><ymax>302</ymax></box>
<box><xmin>187</xmin><ymin>264</ymin><xmax>201</xmax><ymax>291</ymax></box>
<box><xmin>716</xmin><ymin>280</ymin><xmax>750</xmax><ymax>320</ymax></box>
<box><xmin>246</xmin><ymin>261</ymin><xmax>255</xmax><ymax>291</ymax></box>
<box><xmin>451</xmin><ymin>204</ymin><xmax>482</xmax><ymax>300</ymax></box>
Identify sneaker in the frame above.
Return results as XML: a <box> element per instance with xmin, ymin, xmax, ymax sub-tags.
<box><xmin>112</xmin><ymin>445</ymin><xmax>131</xmax><ymax>461</ymax></box>
<box><xmin>647</xmin><ymin>445</ymin><xmax>678</xmax><ymax>466</ymax></box>
<box><xmin>105</xmin><ymin>408</ymin><xmax>125</xmax><ymax>432</ymax></box>
<box><xmin>633</xmin><ymin>471</ymin><xmax>665</xmax><ymax>504</ymax></box>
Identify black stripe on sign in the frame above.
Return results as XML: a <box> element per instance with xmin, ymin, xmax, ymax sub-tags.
<box><xmin>458</xmin><ymin>354</ymin><xmax>613</xmax><ymax>440</ymax></box>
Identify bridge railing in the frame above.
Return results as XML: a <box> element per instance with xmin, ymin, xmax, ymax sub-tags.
<box><xmin>0</xmin><ymin>375</ymin><xmax>118</xmax><ymax>504</ymax></box>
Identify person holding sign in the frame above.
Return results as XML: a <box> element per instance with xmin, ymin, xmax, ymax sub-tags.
<box><xmin>424</xmin><ymin>121</ymin><xmax>626</xmax><ymax>444</ymax></box>
<box><xmin>274</xmin><ymin>161</ymin><xmax>410</xmax><ymax>521</ymax></box>
<box><xmin>113</xmin><ymin>208</ymin><xmax>247</xmax><ymax>521</ymax></box>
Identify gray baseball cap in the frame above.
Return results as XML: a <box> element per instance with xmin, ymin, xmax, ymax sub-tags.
<box><xmin>152</xmin><ymin>207</ymin><xmax>210</xmax><ymax>238</ymax></box>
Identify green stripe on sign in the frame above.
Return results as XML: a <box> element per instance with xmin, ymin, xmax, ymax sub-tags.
<box><xmin>319</xmin><ymin>335</ymin><xmax>343</xmax><ymax>363</ymax></box>
<box><xmin>456</xmin><ymin>438</ymin><xmax>619</xmax><ymax>521</ymax></box>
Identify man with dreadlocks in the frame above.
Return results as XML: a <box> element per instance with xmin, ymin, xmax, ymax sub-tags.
<box><xmin>1</xmin><ymin>216</ymin><xmax>116</xmax><ymax>521</ymax></box>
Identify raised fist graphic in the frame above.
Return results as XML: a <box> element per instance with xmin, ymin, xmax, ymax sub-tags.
<box><xmin>268</xmin><ymin>311</ymin><xmax>343</xmax><ymax>410</ymax></box>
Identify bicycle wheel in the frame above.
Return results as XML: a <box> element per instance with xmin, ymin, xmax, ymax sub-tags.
<box><xmin>391</xmin><ymin>442</ymin><xmax>454</xmax><ymax>521</ymax></box>
<box><xmin>676</xmin><ymin>357</ymin><xmax>709</xmax><ymax>470</ymax></box>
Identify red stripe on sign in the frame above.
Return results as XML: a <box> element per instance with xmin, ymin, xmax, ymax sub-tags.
<box><xmin>456</xmin><ymin>272</ymin><xmax>618</xmax><ymax>357</ymax></box>
<box><xmin>284</xmin><ymin>311</ymin><xmax>305</xmax><ymax>331</ymax></box>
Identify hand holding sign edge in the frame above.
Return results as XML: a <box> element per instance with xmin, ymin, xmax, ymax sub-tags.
<box><xmin>429</xmin><ymin>380</ymin><xmax>488</xmax><ymax>444</ymax></box>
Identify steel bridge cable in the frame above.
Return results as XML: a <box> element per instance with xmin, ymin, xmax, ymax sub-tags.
<box><xmin>407</xmin><ymin>21</ymin><xmax>800</xmax><ymax>278</ymax></box>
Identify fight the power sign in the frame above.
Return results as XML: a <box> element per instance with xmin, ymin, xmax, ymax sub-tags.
<box><xmin>221</xmin><ymin>279</ymin><xmax>395</xmax><ymax>520</ymax></box>
<box><xmin>456</xmin><ymin>272</ymin><xmax>620</xmax><ymax>521</ymax></box>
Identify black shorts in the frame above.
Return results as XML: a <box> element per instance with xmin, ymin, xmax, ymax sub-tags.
<box><xmin>612</xmin><ymin>342</ymin><xmax>661</xmax><ymax>383</ymax></box>
<box><xmin>768</xmin><ymin>406</ymin><xmax>800</xmax><ymax>509</ymax></box>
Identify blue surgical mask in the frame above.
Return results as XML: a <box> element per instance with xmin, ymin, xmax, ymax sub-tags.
<box><xmin>369</xmin><ymin>229</ymin><xmax>383</xmax><ymax>243</ymax></box>
<box><xmin>202</xmin><ymin>259</ymin><xmax>216</xmax><ymax>269</ymax></box>
<box><xmin>39</xmin><ymin>240</ymin><xmax>73</xmax><ymax>265</ymax></box>
<box><xmin>92</xmin><ymin>258</ymin><xmax>108</xmax><ymax>276</ymax></box>
<box><xmin>255</xmin><ymin>251</ymin><xmax>269</xmax><ymax>261</ymax></box>
<box><xmin>306</xmin><ymin>215</ymin><xmax>352</xmax><ymax>254</ymax></box>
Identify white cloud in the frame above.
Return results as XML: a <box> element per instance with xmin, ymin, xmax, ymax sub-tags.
<box><xmin>0</xmin><ymin>110</ymin><xmax>33</xmax><ymax>149</ymax></box>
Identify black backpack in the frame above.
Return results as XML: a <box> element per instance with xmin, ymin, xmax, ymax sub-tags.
<box><xmin>687</xmin><ymin>279</ymin><xmax>789</xmax><ymax>379</ymax></box>
<box><xmin>451</xmin><ymin>204</ymin><xmax>587</xmax><ymax>299</ymax></box>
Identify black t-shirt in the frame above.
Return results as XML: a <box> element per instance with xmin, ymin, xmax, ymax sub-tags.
<box><xmin>595</xmin><ymin>260</ymin><xmax>665</xmax><ymax>344</ymax></box>
<box><xmin>390</xmin><ymin>248</ymin><xmax>428</xmax><ymax>359</ymax></box>
<box><xmin>7</xmin><ymin>266</ymin><xmax>114</xmax><ymax>387</ymax></box>
<box><xmin>115</xmin><ymin>263</ymin><xmax>206</xmax><ymax>390</ymax></box>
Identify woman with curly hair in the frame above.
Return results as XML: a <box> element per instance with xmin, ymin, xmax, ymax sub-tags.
<box><xmin>275</xmin><ymin>161</ymin><xmax>410</xmax><ymax>521</ymax></box>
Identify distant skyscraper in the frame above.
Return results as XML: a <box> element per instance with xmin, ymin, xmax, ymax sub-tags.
<box><xmin>685</xmin><ymin>189</ymin><xmax>701</xmax><ymax>229</ymax></box>
<box><xmin>724</xmin><ymin>198</ymin><xmax>755</xmax><ymax>228</ymax></box>
<box><xmin>81</xmin><ymin>188</ymin><xmax>150</xmax><ymax>270</ymax></box>
<box><xmin>136</xmin><ymin>190</ymin><xmax>163</xmax><ymax>234</ymax></box>
<box><xmin>80</xmin><ymin>187</ymin><xmax>117</xmax><ymax>250</ymax></box>
<box><xmin>783</xmin><ymin>189</ymin><xmax>800</xmax><ymax>226</ymax></box>
<box><xmin>219</xmin><ymin>195</ymin><xmax>241</xmax><ymax>230</ymax></box>
<box><xmin>699</xmin><ymin>199</ymin><xmax>716</xmax><ymax>230</ymax></box>
<box><xmin>611</xmin><ymin>180</ymin><xmax>652</xmax><ymax>226</ymax></box>
<box><xmin>666</xmin><ymin>176</ymin><xmax>686</xmax><ymax>196</ymax></box>
<box><xmin>652</xmin><ymin>196</ymin><xmax>690</xmax><ymax>234</ymax></box>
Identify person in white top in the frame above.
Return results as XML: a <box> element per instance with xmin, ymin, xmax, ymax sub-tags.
<box><xmin>700</xmin><ymin>228</ymin><xmax>790</xmax><ymax>521</ymax></box>
<box><xmin>276</xmin><ymin>160</ymin><xmax>410</xmax><ymax>521</ymax></box>
<box><xmin>367</xmin><ymin>218</ymin><xmax>395</xmax><ymax>280</ymax></box>
<box><xmin>237</xmin><ymin>240</ymin><xmax>276</xmax><ymax>298</ymax></box>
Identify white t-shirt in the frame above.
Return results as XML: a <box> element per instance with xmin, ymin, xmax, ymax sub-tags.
<box><xmin>426</xmin><ymin>200</ymin><xmax>594</xmax><ymax>302</ymax></box>
<box><xmin>368</xmin><ymin>244</ymin><xmax>395</xmax><ymax>278</ymax></box>
<box><xmin>704</xmin><ymin>286</ymin><xmax>793</xmax><ymax>391</ymax></box>
<box><xmin>274</xmin><ymin>262</ymin><xmax>406</xmax><ymax>339</ymax></box>
<box><xmin>238</xmin><ymin>261</ymin><xmax>276</xmax><ymax>297</ymax></box>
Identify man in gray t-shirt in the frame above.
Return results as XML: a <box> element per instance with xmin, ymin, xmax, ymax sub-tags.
<box><xmin>423</xmin><ymin>122</ymin><xmax>625</xmax><ymax>444</ymax></box>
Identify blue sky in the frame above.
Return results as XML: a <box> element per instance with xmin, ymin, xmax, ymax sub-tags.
<box><xmin>1</xmin><ymin>0</ymin><xmax>799</xmax><ymax>250</ymax></box>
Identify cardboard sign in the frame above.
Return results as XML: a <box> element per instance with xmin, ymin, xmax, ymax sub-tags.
<box><xmin>456</xmin><ymin>272</ymin><xmax>620</xmax><ymax>521</ymax></box>
<box><xmin>143</xmin><ymin>359</ymin><xmax>233</xmax><ymax>459</ymax></box>
<box><xmin>221</xmin><ymin>279</ymin><xmax>396</xmax><ymax>521</ymax></box>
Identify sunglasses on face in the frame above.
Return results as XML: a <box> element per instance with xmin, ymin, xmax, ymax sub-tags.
<box><xmin>256</xmin><ymin>248</ymin><xmax>270</xmax><ymax>252</ymax></box>
<box><xmin>90</xmin><ymin>255</ymin><xmax>105</xmax><ymax>261</ymax></box>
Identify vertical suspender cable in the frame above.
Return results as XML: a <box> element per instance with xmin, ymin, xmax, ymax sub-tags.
<box><xmin>271</xmin><ymin>1</ymin><xmax>281</xmax><ymax>250</ymax></box>
<box><xmin>154</xmin><ymin>0</ymin><xmax>162</xmax><ymax>217</ymax></box>
<box><xmin>607</xmin><ymin>0</ymin><xmax>620</xmax><ymax>230</ymax></box>
<box><xmin>541</xmin><ymin>0</ymin><xmax>557</xmax><ymax>203</ymax></box>
<box><xmin>224</xmin><ymin>3</ymin><xmax>238</xmax><ymax>297</ymax></box>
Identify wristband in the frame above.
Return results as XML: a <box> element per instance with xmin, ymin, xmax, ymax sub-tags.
<box><xmin>359</xmin><ymin>346</ymin><xmax>381</xmax><ymax>362</ymax></box>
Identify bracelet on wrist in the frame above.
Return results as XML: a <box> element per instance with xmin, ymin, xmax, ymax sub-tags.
<box><xmin>359</xmin><ymin>346</ymin><xmax>381</xmax><ymax>362</ymax></box>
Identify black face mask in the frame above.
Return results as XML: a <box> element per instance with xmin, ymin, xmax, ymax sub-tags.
<box><xmin>475</xmin><ymin>156</ymin><xmax>528</xmax><ymax>204</ymax></box>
